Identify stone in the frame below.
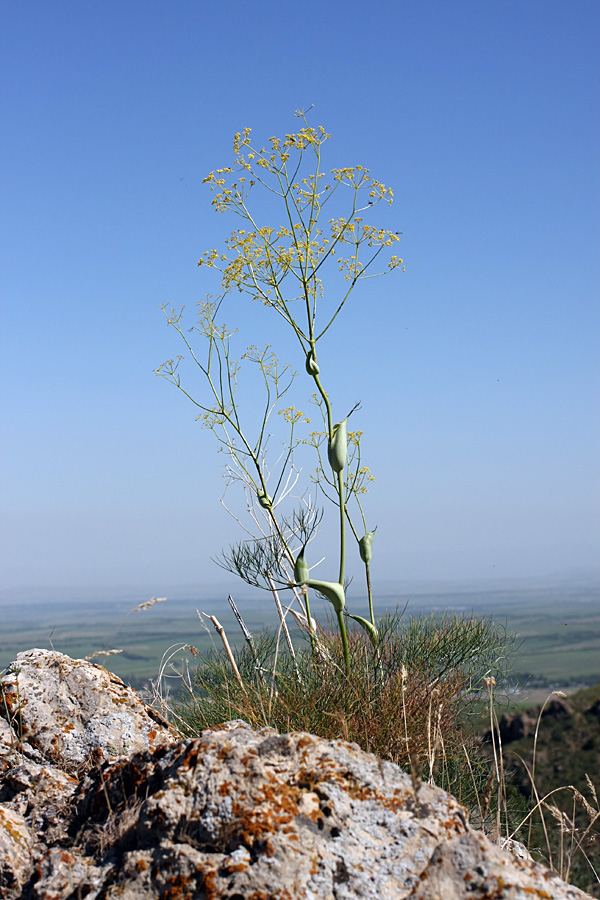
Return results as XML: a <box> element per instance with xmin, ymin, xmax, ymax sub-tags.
<box><xmin>499</xmin><ymin>836</ymin><xmax>533</xmax><ymax>862</ymax></box>
<box><xmin>71</xmin><ymin>724</ymin><xmax>470</xmax><ymax>898</ymax></box>
<box><xmin>541</xmin><ymin>697</ymin><xmax>574</xmax><ymax>719</ymax></box>
<box><xmin>584</xmin><ymin>698</ymin><xmax>600</xmax><ymax>721</ymax></box>
<box><xmin>1</xmin><ymin>649</ymin><xmax>178</xmax><ymax>766</ymax></box>
<box><xmin>0</xmin><ymin>651</ymin><xmax>595</xmax><ymax>899</ymax></box>
<box><xmin>494</xmin><ymin>710</ymin><xmax>537</xmax><ymax>744</ymax></box>
<box><xmin>1</xmin><ymin>714</ymin><xmax>16</xmax><ymax>752</ymax></box>
<box><xmin>30</xmin><ymin>847</ymin><xmax>106</xmax><ymax>900</ymax></box>
<box><xmin>0</xmin><ymin>805</ymin><xmax>32</xmax><ymax>894</ymax></box>
<box><xmin>405</xmin><ymin>829</ymin><xmax>588</xmax><ymax>899</ymax></box>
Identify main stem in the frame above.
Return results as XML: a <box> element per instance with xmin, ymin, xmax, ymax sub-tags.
<box><xmin>311</xmin><ymin>364</ymin><xmax>350</xmax><ymax>676</ymax></box>
<box><xmin>335</xmin><ymin>607</ymin><xmax>350</xmax><ymax>677</ymax></box>
<box><xmin>365</xmin><ymin>563</ymin><xmax>375</xmax><ymax>626</ymax></box>
<box><xmin>337</xmin><ymin>470</ymin><xmax>346</xmax><ymax>586</ymax></box>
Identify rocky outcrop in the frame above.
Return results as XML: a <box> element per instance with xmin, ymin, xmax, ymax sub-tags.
<box><xmin>1</xmin><ymin>650</ymin><xmax>594</xmax><ymax>899</ymax></box>
<box><xmin>494</xmin><ymin>710</ymin><xmax>537</xmax><ymax>744</ymax></box>
<box><xmin>1</xmin><ymin>649</ymin><xmax>177</xmax><ymax>767</ymax></box>
<box><xmin>495</xmin><ymin>696</ymin><xmax>578</xmax><ymax>748</ymax></box>
<box><xmin>0</xmin><ymin>650</ymin><xmax>179</xmax><ymax>897</ymax></box>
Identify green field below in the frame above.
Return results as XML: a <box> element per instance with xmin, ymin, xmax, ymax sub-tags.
<box><xmin>1</xmin><ymin>579</ymin><xmax>598</xmax><ymax>695</ymax></box>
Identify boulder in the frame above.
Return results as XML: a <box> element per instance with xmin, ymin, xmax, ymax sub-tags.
<box><xmin>1</xmin><ymin>649</ymin><xmax>178</xmax><ymax>766</ymax></box>
<box><xmin>541</xmin><ymin>697</ymin><xmax>574</xmax><ymax>719</ymax></box>
<box><xmin>72</xmin><ymin>724</ymin><xmax>470</xmax><ymax>898</ymax></box>
<box><xmin>0</xmin><ymin>649</ymin><xmax>179</xmax><ymax>899</ymax></box>
<box><xmin>0</xmin><ymin>650</ymin><xmax>595</xmax><ymax>899</ymax></box>
<box><xmin>404</xmin><ymin>829</ymin><xmax>587</xmax><ymax>899</ymax></box>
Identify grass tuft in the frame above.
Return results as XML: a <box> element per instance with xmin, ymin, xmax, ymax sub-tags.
<box><xmin>173</xmin><ymin>610</ymin><xmax>513</xmax><ymax>811</ymax></box>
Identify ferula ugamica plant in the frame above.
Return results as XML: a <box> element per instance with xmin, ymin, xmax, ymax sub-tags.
<box><xmin>156</xmin><ymin>114</ymin><xmax>531</xmax><ymax>873</ymax></box>
<box><xmin>157</xmin><ymin>109</ymin><xmax>403</xmax><ymax>675</ymax></box>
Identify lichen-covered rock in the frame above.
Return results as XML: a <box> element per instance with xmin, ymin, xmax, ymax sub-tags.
<box><xmin>30</xmin><ymin>847</ymin><xmax>106</xmax><ymax>900</ymax></box>
<box><xmin>0</xmin><ymin>715</ymin><xmax>16</xmax><ymax>753</ymax></box>
<box><xmin>0</xmin><ymin>651</ymin><xmax>595</xmax><ymax>899</ymax></box>
<box><xmin>406</xmin><ymin>829</ymin><xmax>588</xmax><ymax>899</ymax></box>
<box><xmin>0</xmin><ymin>649</ymin><xmax>178</xmax><ymax>766</ymax></box>
<box><xmin>65</xmin><ymin>724</ymin><xmax>592</xmax><ymax>900</ymax></box>
<box><xmin>71</xmin><ymin>724</ymin><xmax>469</xmax><ymax>899</ymax></box>
<box><xmin>1</xmin><ymin>758</ymin><xmax>75</xmax><ymax>806</ymax></box>
<box><xmin>1</xmin><ymin>715</ymin><xmax>45</xmax><ymax>768</ymax></box>
<box><xmin>1</xmin><ymin>690</ymin><xmax>81</xmax><ymax>897</ymax></box>
<box><xmin>0</xmin><ymin>805</ymin><xmax>32</xmax><ymax>893</ymax></box>
<box><xmin>499</xmin><ymin>835</ymin><xmax>533</xmax><ymax>862</ymax></box>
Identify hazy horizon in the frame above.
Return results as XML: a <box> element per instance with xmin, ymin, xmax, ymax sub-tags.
<box><xmin>2</xmin><ymin>571</ymin><xmax>598</xmax><ymax>692</ymax></box>
<box><xmin>2</xmin><ymin>568</ymin><xmax>598</xmax><ymax>605</ymax></box>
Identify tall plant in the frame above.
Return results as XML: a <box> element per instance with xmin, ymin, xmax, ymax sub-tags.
<box><xmin>156</xmin><ymin>110</ymin><xmax>403</xmax><ymax>675</ymax></box>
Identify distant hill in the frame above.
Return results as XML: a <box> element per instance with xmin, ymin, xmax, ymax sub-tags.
<box><xmin>489</xmin><ymin>683</ymin><xmax>600</xmax><ymax>897</ymax></box>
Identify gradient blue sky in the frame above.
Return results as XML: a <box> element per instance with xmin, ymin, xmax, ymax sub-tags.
<box><xmin>1</xmin><ymin>0</ymin><xmax>598</xmax><ymax>595</ymax></box>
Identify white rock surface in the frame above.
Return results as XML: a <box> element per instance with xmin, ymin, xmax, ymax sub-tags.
<box><xmin>0</xmin><ymin>806</ymin><xmax>32</xmax><ymax>893</ymax></box>
<box><xmin>1</xmin><ymin>649</ymin><xmax>178</xmax><ymax>765</ymax></box>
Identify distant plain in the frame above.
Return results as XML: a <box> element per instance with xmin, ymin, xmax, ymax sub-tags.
<box><xmin>1</xmin><ymin>576</ymin><xmax>598</xmax><ymax>698</ymax></box>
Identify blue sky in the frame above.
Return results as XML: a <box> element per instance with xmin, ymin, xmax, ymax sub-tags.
<box><xmin>1</xmin><ymin>0</ymin><xmax>598</xmax><ymax>596</ymax></box>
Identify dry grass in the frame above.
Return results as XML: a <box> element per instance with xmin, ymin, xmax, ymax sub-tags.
<box><xmin>171</xmin><ymin>610</ymin><xmax>512</xmax><ymax>808</ymax></box>
<box><xmin>81</xmin><ymin>796</ymin><xmax>145</xmax><ymax>857</ymax></box>
<box><xmin>481</xmin><ymin>682</ymin><xmax>600</xmax><ymax>895</ymax></box>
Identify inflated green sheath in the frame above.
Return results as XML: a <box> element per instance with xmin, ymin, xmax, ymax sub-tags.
<box><xmin>305</xmin><ymin>579</ymin><xmax>346</xmax><ymax>613</ymax></box>
<box><xmin>257</xmin><ymin>489</ymin><xmax>273</xmax><ymax>509</ymax></box>
<box><xmin>294</xmin><ymin>547</ymin><xmax>310</xmax><ymax>584</ymax></box>
<box><xmin>327</xmin><ymin>418</ymin><xmax>348</xmax><ymax>473</ymax></box>
<box><xmin>305</xmin><ymin>351</ymin><xmax>320</xmax><ymax>376</ymax></box>
<box><xmin>347</xmin><ymin>613</ymin><xmax>379</xmax><ymax>648</ymax></box>
<box><xmin>359</xmin><ymin>528</ymin><xmax>376</xmax><ymax>564</ymax></box>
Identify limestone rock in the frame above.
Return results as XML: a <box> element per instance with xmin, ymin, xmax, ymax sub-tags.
<box><xmin>1</xmin><ymin>670</ymin><xmax>82</xmax><ymax>879</ymax></box>
<box><xmin>1</xmin><ymin>649</ymin><xmax>178</xmax><ymax>766</ymax></box>
<box><xmin>405</xmin><ymin>829</ymin><xmax>588</xmax><ymax>899</ymax></box>
<box><xmin>30</xmin><ymin>847</ymin><xmax>106</xmax><ymax>900</ymax></box>
<box><xmin>0</xmin><ymin>650</ymin><xmax>595</xmax><ymax>899</ymax></box>
<box><xmin>499</xmin><ymin>836</ymin><xmax>533</xmax><ymax>862</ymax></box>
<box><xmin>0</xmin><ymin>714</ymin><xmax>16</xmax><ymax>753</ymax></box>
<box><xmin>0</xmin><ymin>806</ymin><xmax>32</xmax><ymax>894</ymax></box>
<box><xmin>67</xmin><ymin>725</ymin><xmax>591</xmax><ymax>899</ymax></box>
<box><xmin>72</xmin><ymin>724</ymin><xmax>469</xmax><ymax>898</ymax></box>
<box><xmin>1</xmin><ymin>757</ymin><xmax>76</xmax><ymax>808</ymax></box>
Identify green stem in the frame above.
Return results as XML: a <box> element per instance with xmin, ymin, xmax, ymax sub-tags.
<box><xmin>336</xmin><ymin>471</ymin><xmax>349</xmax><ymax>682</ymax></box>
<box><xmin>311</xmin><ymin>369</ymin><xmax>333</xmax><ymax>434</ymax></box>
<box><xmin>365</xmin><ymin>562</ymin><xmax>375</xmax><ymax>626</ymax></box>
<box><xmin>301</xmin><ymin>585</ymin><xmax>317</xmax><ymax>657</ymax></box>
<box><xmin>337</xmin><ymin>470</ymin><xmax>346</xmax><ymax>587</ymax></box>
<box><xmin>308</xmin><ymin>366</ymin><xmax>349</xmax><ymax>665</ymax></box>
<box><xmin>343</xmin><ymin>506</ymin><xmax>375</xmax><ymax>627</ymax></box>
<box><xmin>335</xmin><ymin>607</ymin><xmax>351</xmax><ymax>677</ymax></box>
